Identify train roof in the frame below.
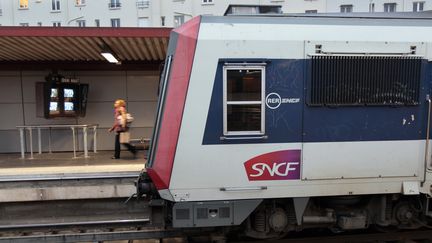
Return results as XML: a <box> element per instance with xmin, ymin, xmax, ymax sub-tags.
<box><xmin>201</xmin><ymin>11</ymin><xmax>432</xmax><ymax>27</ymax></box>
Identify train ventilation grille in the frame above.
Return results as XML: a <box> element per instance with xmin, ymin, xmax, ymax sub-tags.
<box><xmin>175</xmin><ymin>209</ymin><xmax>190</xmax><ymax>220</ymax></box>
<box><xmin>309</xmin><ymin>56</ymin><xmax>422</xmax><ymax>106</ymax></box>
<box><xmin>219</xmin><ymin>207</ymin><xmax>230</xmax><ymax>218</ymax></box>
<box><xmin>197</xmin><ymin>208</ymin><xmax>208</xmax><ymax>219</ymax></box>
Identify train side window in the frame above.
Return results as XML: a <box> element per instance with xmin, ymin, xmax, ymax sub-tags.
<box><xmin>223</xmin><ymin>65</ymin><xmax>265</xmax><ymax>136</ymax></box>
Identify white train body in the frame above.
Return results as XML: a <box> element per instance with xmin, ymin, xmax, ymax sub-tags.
<box><xmin>142</xmin><ymin>14</ymin><xmax>432</xmax><ymax>233</ymax></box>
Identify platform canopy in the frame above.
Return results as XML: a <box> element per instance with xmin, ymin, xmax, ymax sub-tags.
<box><xmin>0</xmin><ymin>27</ymin><xmax>172</xmax><ymax>69</ymax></box>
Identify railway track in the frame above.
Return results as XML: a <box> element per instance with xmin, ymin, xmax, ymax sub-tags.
<box><xmin>1</xmin><ymin>220</ymin><xmax>432</xmax><ymax>243</ymax></box>
<box><xmin>0</xmin><ymin>226</ymin><xmax>184</xmax><ymax>243</ymax></box>
<box><xmin>2</xmin><ymin>228</ymin><xmax>432</xmax><ymax>243</ymax></box>
<box><xmin>234</xmin><ymin>229</ymin><xmax>432</xmax><ymax>243</ymax></box>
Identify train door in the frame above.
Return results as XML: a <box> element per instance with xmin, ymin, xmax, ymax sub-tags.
<box><xmin>201</xmin><ymin>60</ymin><xmax>304</xmax><ymax>184</ymax></box>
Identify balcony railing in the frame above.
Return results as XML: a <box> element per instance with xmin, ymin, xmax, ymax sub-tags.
<box><xmin>136</xmin><ymin>1</ymin><xmax>150</xmax><ymax>8</ymax></box>
<box><xmin>108</xmin><ymin>2</ymin><xmax>121</xmax><ymax>9</ymax></box>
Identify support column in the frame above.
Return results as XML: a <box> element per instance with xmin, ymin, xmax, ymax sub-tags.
<box><xmin>83</xmin><ymin>126</ymin><xmax>88</xmax><ymax>158</ymax></box>
<box><xmin>19</xmin><ymin>128</ymin><xmax>25</xmax><ymax>159</ymax></box>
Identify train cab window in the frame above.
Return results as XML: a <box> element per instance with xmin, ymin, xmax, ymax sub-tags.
<box><xmin>223</xmin><ymin>65</ymin><xmax>265</xmax><ymax>136</ymax></box>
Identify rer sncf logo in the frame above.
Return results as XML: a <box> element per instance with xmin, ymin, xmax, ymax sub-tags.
<box><xmin>244</xmin><ymin>150</ymin><xmax>301</xmax><ymax>181</ymax></box>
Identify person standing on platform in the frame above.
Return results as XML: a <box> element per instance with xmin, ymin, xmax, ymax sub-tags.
<box><xmin>109</xmin><ymin>99</ymin><xmax>136</xmax><ymax>159</ymax></box>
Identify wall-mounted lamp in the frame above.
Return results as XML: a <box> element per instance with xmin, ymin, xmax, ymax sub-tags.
<box><xmin>100</xmin><ymin>43</ymin><xmax>120</xmax><ymax>64</ymax></box>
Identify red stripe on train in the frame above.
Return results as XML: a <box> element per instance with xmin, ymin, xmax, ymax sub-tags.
<box><xmin>149</xmin><ymin>16</ymin><xmax>201</xmax><ymax>190</ymax></box>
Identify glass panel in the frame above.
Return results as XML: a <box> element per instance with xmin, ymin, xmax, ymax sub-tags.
<box><xmin>227</xmin><ymin>69</ymin><xmax>261</xmax><ymax>101</ymax></box>
<box><xmin>64</xmin><ymin>88</ymin><xmax>74</xmax><ymax>98</ymax></box>
<box><xmin>19</xmin><ymin>0</ymin><xmax>28</xmax><ymax>8</ymax></box>
<box><xmin>49</xmin><ymin>102</ymin><xmax>59</xmax><ymax>112</ymax></box>
<box><xmin>227</xmin><ymin>104</ymin><xmax>261</xmax><ymax>132</ymax></box>
<box><xmin>50</xmin><ymin>88</ymin><xmax>58</xmax><ymax>98</ymax></box>
<box><xmin>231</xmin><ymin>6</ymin><xmax>258</xmax><ymax>15</ymax></box>
<box><xmin>64</xmin><ymin>102</ymin><xmax>74</xmax><ymax>111</ymax></box>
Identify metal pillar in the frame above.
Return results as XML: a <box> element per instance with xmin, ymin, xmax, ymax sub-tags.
<box><xmin>19</xmin><ymin>128</ymin><xmax>25</xmax><ymax>159</ymax></box>
<box><xmin>83</xmin><ymin>127</ymin><xmax>88</xmax><ymax>158</ymax></box>
<box><xmin>37</xmin><ymin>128</ymin><xmax>42</xmax><ymax>154</ymax></box>
<box><xmin>27</xmin><ymin>128</ymin><xmax>33</xmax><ymax>159</ymax></box>
<box><xmin>71</xmin><ymin>127</ymin><xmax>77</xmax><ymax>158</ymax></box>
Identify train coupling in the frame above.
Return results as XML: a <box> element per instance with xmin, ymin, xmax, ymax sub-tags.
<box><xmin>135</xmin><ymin>170</ymin><xmax>158</xmax><ymax>198</ymax></box>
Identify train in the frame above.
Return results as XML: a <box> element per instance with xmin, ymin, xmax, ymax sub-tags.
<box><xmin>137</xmin><ymin>12</ymin><xmax>432</xmax><ymax>239</ymax></box>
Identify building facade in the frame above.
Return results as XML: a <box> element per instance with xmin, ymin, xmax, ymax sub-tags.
<box><xmin>0</xmin><ymin>0</ymin><xmax>431</xmax><ymax>27</ymax></box>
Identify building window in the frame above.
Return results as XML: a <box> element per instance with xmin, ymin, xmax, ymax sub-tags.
<box><xmin>226</xmin><ymin>5</ymin><xmax>282</xmax><ymax>15</ymax></box>
<box><xmin>174</xmin><ymin>15</ymin><xmax>184</xmax><ymax>27</ymax></box>
<box><xmin>76</xmin><ymin>0</ymin><xmax>85</xmax><ymax>6</ymax></box>
<box><xmin>305</xmin><ymin>10</ymin><xmax>317</xmax><ymax>13</ymax></box>
<box><xmin>413</xmin><ymin>2</ymin><xmax>424</xmax><ymax>11</ymax></box>
<box><xmin>19</xmin><ymin>0</ymin><xmax>28</xmax><ymax>9</ymax></box>
<box><xmin>138</xmin><ymin>17</ymin><xmax>149</xmax><ymax>27</ymax></box>
<box><xmin>161</xmin><ymin>16</ymin><xmax>165</xmax><ymax>26</ymax></box>
<box><xmin>369</xmin><ymin>3</ymin><xmax>375</xmax><ymax>12</ymax></box>
<box><xmin>53</xmin><ymin>21</ymin><xmax>61</xmax><ymax>27</ymax></box>
<box><xmin>109</xmin><ymin>0</ymin><xmax>121</xmax><ymax>8</ymax></box>
<box><xmin>95</xmin><ymin>19</ymin><xmax>100</xmax><ymax>27</ymax></box>
<box><xmin>136</xmin><ymin>0</ymin><xmax>149</xmax><ymax>8</ymax></box>
<box><xmin>77</xmin><ymin>20</ymin><xmax>86</xmax><ymax>27</ymax></box>
<box><xmin>384</xmin><ymin>3</ymin><xmax>397</xmax><ymax>12</ymax></box>
<box><xmin>52</xmin><ymin>0</ymin><xmax>60</xmax><ymax>11</ymax></box>
<box><xmin>223</xmin><ymin>65</ymin><xmax>265</xmax><ymax>136</ymax></box>
<box><xmin>202</xmin><ymin>0</ymin><xmax>213</xmax><ymax>4</ymax></box>
<box><xmin>340</xmin><ymin>4</ymin><xmax>353</xmax><ymax>13</ymax></box>
<box><xmin>111</xmin><ymin>18</ymin><xmax>120</xmax><ymax>27</ymax></box>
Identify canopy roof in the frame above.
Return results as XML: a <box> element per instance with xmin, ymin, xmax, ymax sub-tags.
<box><xmin>0</xmin><ymin>27</ymin><xmax>172</xmax><ymax>69</ymax></box>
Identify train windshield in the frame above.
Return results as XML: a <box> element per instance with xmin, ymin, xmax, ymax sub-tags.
<box><xmin>147</xmin><ymin>55</ymin><xmax>173</xmax><ymax>167</ymax></box>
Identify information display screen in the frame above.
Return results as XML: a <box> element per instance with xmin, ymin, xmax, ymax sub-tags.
<box><xmin>49</xmin><ymin>102</ymin><xmax>58</xmax><ymax>111</ymax></box>
<box><xmin>64</xmin><ymin>88</ymin><xmax>74</xmax><ymax>98</ymax></box>
<box><xmin>64</xmin><ymin>102</ymin><xmax>74</xmax><ymax>111</ymax></box>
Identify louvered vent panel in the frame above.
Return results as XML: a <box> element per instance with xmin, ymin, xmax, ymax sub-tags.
<box><xmin>309</xmin><ymin>56</ymin><xmax>422</xmax><ymax>106</ymax></box>
<box><xmin>219</xmin><ymin>207</ymin><xmax>230</xmax><ymax>218</ymax></box>
<box><xmin>175</xmin><ymin>209</ymin><xmax>190</xmax><ymax>220</ymax></box>
<box><xmin>197</xmin><ymin>208</ymin><xmax>208</xmax><ymax>219</ymax></box>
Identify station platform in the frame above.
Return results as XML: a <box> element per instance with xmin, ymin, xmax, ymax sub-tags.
<box><xmin>0</xmin><ymin>151</ymin><xmax>147</xmax><ymax>202</ymax></box>
<box><xmin>0</xmin><ymin>151</ymin><xmax>145</xmax><ymax>179</ymax></box>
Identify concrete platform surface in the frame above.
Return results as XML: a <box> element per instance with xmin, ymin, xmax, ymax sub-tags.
<box><xmin>0</xmin><ymin>151</ymin><xmax>146</xmax><ymax>177</ymax></box>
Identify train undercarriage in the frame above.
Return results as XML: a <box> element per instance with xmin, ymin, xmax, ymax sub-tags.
<box><xmin>239</xmin><ymin>195</ymin><xmax>432</xmax><ymax>239</ymax></box>
<box><xmin>145</xmin><ymin>193</ymin><xmax>432</xmax><ymax>240</ymax></box>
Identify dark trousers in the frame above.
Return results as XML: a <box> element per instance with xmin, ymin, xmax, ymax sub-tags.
<box><xmin>114</xmin><ymin>132</ymin><xmax>136</xmax><ymax>159</ymax></box>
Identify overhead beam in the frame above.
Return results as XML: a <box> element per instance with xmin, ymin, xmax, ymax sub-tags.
<box><xmin>0</xmin><ymin>26</ymin><xmax>172</xmax><ymax>38</ymax></box>
<box><xmin>0</xmin><ymin>60</ymin><xmax>162</xmax><ymax>70</ymax></box>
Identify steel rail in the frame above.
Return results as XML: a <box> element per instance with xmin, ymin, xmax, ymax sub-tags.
<box><xmin>0</xmin><ymin>228</ymin><xmax>184</xmax><ymax>243</ymax></box>
<box><xmin>233</xmin><ymin>229</ymin><xmax>432</xmax><ymax>243</ymax></box>
<box><xmin>0</xmin><ymin>218</ymin><xmax>150</xmax><ymax>230</ymax></box>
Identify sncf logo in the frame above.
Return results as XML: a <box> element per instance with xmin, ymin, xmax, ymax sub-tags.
<box><xmin>244</xmin><ymin>150</ymin><xmax>301</xmax><ymax>181</ymax></box>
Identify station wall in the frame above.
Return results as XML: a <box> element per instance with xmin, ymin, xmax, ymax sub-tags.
<box><xmin>0</xmin><ymin>70</ymin><xmax>159</xmax><ymax>153</ymax></box>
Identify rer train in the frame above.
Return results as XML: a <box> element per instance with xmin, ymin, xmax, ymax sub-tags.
<box><xmin>137</xmin><ymin>13</ymin><xmax>432</xmax><ymax>239</ymax></box>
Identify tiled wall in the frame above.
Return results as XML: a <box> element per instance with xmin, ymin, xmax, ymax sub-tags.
<box><xmin>0</xmin><ymin>70</ymin><xmax>159</xmax><ymax>153</ymax></box>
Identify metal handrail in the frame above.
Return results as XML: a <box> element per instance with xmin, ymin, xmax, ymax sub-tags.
<box><xmin>17</xmin><ymin>124</ymin><xmax>98</xmax><ymax>128</ymax></box>
<box><xmin>17</xmin><ymin>124</ymin><xmax>99</xmax><ymax>159</ymax></box>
